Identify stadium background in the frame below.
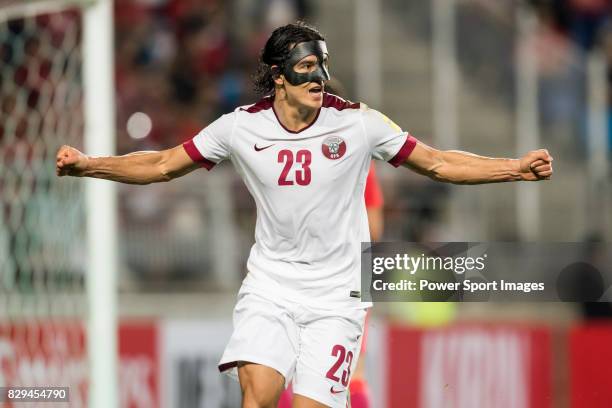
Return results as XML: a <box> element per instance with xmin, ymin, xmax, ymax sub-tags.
<box><xmin>0</xmin><ymin>0</ymin><xmax>611</xmax><ymax>407</ymax></box>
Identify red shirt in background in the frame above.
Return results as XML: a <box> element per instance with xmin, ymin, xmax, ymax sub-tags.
<box><xmin>364</xmin><ymin>162</ymin><xmax>383</xmax><ymax>209</ymax></box>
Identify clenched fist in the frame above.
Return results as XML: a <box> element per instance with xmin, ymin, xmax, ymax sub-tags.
<box><xmin>56</xmin><ymin>145</ymin><xmax>89</xmax><ymax>177</ymax></box>
<box><xmin>519</xmin><ymin>149</ymin><xmax>553</xmax><ymax>181</ymax></box>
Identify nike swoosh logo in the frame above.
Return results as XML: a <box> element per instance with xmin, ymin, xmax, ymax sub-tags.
<box><xmin>254</xmin><ymin>143</ymin><xmax>275</xmax><ymax>152</ymax></box>
<box><xmin>330</xmin><ymin>386</ymin><xmax>345</xmax><ymax>394</ymax></box>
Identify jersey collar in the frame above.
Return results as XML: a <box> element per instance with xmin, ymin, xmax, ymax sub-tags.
<box><xmin>271</xmin><ymin>96</ymin><xmax>323</xmax><ymax>134</ymax></box>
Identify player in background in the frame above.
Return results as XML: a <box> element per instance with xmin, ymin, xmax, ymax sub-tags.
<box><xmin>57</xmin><ymin>22</ymin><xmax>553</xmax><ymax>408</ymax></box>
<box><xmin>349</xmin><ymin>164</ymin><xmax>382</xmax><ymax>408</ymax></box>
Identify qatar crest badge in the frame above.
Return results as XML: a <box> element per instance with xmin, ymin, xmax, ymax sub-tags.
<box><xmin>321</xmin><ymin>136</ymin><xmax>346</xmax><ymax>160</ymax></box>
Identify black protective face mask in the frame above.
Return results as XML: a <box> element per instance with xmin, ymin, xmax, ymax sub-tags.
<box><xmin>275</xmin><ymin>40</ymin><xmax>331</xmax><ymax>86</ymax></box>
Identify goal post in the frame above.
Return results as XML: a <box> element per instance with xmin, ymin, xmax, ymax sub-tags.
<box><xmin>0</xmin><ymin>0</ymin><xmax>117</xmax><ymax>407</ymax></box>
<box><xmin>83</xmin><ymin>0</ymin><xmax>117</xmax><ymax>407</ymax></box>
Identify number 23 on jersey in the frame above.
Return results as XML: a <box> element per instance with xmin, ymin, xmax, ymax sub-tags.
<box><xmin>277</xmin><ymin>149</ymin><xmax>312</xmax><ymax>186</ymax></box>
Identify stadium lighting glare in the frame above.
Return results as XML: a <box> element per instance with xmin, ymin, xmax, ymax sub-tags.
<box><xmin>127</xmin><ymin>112</ymin><xmax>153</xmax><ymax>139</ymax></box>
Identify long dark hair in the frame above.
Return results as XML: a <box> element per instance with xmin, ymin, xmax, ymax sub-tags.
<box><xmin>253</xmin><ymin>21</ymin><xmax>325</xmax><ymax>95</ymax></box>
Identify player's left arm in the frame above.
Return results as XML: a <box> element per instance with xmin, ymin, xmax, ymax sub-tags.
<box><xmin>402</xmin><ymin>140</ymin><xmax>553</xmax><ymax>184</ymax></box>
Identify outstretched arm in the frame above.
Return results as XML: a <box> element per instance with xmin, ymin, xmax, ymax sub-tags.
<box><xmin>403</xmin><ymin>141</ymin><xmax>553</xmax><ymax>184</ymax></box>
<box><xmin>56</xmin><ymin>144</ymin><xmax>199</xmax><ymax>184</ymax></box>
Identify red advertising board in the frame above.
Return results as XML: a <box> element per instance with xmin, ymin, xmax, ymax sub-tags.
<box><xmin>387</xmin><ymin>324</ymin><xmax>552</xmax><ymax>408</ymax></box>
<box><xmin>570</xmin><ymin>323</ymin><xmax>612</xmax><ymax>408</ymax></box>
<box><xmin>0</xmin><ymin>321</ymin><xmax>88</xmax><ymax>407</ymax></box>
<box><xmin>118</xmin><ymin>321</ymin><xmax>159</xmax><ymax>408</ymax></box>
<box><xmin>0</xmin><ymin>319</ymin><xmax>576</xmax><ymax>408</ymax></box>
<box><xmin>0</xmin><ymin>320</ymin><xmax>159</xmax><ymax>408</ymax></box>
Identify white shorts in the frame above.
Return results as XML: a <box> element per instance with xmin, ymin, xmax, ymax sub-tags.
<box><xmin>219</xmin><ymin>290</ymin><xmax>367</xmax><ymax>407</ymax></box>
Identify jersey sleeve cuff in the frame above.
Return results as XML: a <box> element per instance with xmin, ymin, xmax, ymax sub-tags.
<box><xmin>388</xmin><ymin>134</ymin><xmax>417</xmax><ymax>167</ymax></box>
<box><xmin>182</xmin><ymin>140</ymin><xmax>217</xmax><ymax>170</ymax></box>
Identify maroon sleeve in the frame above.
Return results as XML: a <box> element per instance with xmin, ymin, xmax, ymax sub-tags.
<box><xmin>388</xmin><ymin>134</ymin><xmax>418</xmax><ymax>167</ymax></box>
<box><xmin>182</xmin><ymin>139</ymin><xmax>216</xmax><ymax>170</ymax></box>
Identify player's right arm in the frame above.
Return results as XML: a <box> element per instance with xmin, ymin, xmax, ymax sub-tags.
<box><xmin>55</xmin><ymin>144</ymin><xmax>199</xmax><ymax>184</ymax></box>
<box><xmin>57</xmin><ymin>112</ymin><xmax>234</xmax><ymax>183</ymax></box>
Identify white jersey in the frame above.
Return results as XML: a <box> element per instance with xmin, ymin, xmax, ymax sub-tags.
<box><xmin>183</xmin><ymin>93</ymin><xmax>417</xmax><ymax>308</ymax></box>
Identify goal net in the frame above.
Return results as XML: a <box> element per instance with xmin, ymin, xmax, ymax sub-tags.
<box><xmin>0</xmin><ymin>1</ymin><xmax>105</xmax><ymax>406</ymax></box>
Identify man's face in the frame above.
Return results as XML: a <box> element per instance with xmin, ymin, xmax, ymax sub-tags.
<box><xmin>282</xmin><ymin>54</ymin><xmax>328</xmax><ymax>109</ymax></box>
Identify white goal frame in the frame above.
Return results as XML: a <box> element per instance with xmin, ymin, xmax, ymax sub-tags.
<box><xmin>1</xmin><ymin>1</ymin><xmax>118</xmax><ymax>407</ymax></box>
<box><xmin>83</xmin><ymin>1</ymin><xmax>118</xmax><ymax>407</ymax></box>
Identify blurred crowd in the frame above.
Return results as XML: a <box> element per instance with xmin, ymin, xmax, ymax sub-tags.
<box><xmin>534</xmin><ymin>0</ymin><xmax>610</xmax><ymax>51</ymax></box>
<box><xmin>114</xmin><ymin>0</ymin><xmax>312</xmax><ymax>154</ymax></box>
<box><xmin>459</xmin><ymin>0</ymin><xmax>611</xmax><ymax>152</ymax></box>
<box><xmin>528</xmin><ymin>0</ymin><xmax>611</xmax><ymax>150</ymax></box>
<box><xmin>0</xmin><ymin>0</ymin><xmax>608</xmax><ymax>291</ymax></box>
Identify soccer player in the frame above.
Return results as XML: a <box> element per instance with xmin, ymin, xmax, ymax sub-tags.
<box><xmin>56</xmin><ymin>21</ymin><xmax>553</xmax><ymax>408</ymax></box>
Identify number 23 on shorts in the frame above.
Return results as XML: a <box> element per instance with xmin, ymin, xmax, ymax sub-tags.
<box><xmin>326</xmin><ymin>344</ymin><xmax>353</xmax><ymax>389</ymax></box>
